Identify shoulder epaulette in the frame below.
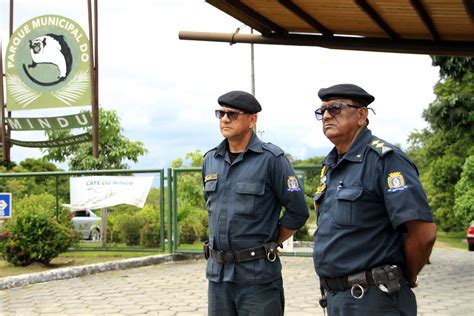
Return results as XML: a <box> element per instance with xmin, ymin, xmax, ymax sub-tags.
<box><xmin>262</xmin><ymin>142</ymin><xmax>284</xmax><ymax>157</ymax></box>
<box><xmin>368</xmin><ymin>137</ymin><xmax>394</xmax><ymax>157</ymax></box>
<box><xmin>203</xmin><ymin>147</ymin><xmax>218</xmax><ymax>157</ymax></box>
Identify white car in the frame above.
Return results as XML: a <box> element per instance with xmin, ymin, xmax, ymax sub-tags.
<box><xmin>71</xmin><ymin>209</ymin><xmax>101</xmax><ymax>241</ymax></box>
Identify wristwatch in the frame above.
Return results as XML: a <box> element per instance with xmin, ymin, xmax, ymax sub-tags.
<box><xmin>407</xmin><ymin>276</ymin><xmax>418</xmax><ymax>288</ymax></box>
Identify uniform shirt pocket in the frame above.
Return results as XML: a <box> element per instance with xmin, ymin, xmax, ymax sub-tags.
<box><xmin>335</xmin><ymin>186</ymin><xmax>363</xmax><ymax>227</ymax></box>
<box><xmin>205</xmin><ymin>180</ymin><xmax>217</xmax><ymax>192</ymax></box>
<box><xmin>234</xmin><ymin>181</ymin><xmax>265</xmax><ymax>217</ymax></box>
<box><xmin>204</xmin><ymin>180</ymin><xmax>218</xmax><ymax>213</ymax></box>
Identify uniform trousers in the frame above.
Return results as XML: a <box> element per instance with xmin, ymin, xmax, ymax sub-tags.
<box><xmin>208</xmin><ymin>277</ymin><xmax>284</xmax><ymax>316</ymax></box>
<box><xmin>326</xmin><ymin>283</ymin><xmax>416</xmax><ymax>316</ymax></box>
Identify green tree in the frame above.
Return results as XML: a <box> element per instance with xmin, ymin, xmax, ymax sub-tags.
<box><xmin>292</xmin><ymin>156</ymin><xmax>324</xmax><ymax>240</ymax></box>
<box><xmin>453</xmin><ymin>155</ymin><xmax>474</xmax><ymax>225</ymax></box>
<box><xmin>407</xmin><ymin>57</ymin><xmax>474</xmax><ymax>231</ymax></box>
<box><xmin>42</xmin><ymin>108</ymin><xmax>148</xmax><ymax>170</ymax></box>
<box><xmin>171</xmin><ymin>150</ymin><xmax>207</xmax><ymax>245</ymax></box>
<box><xmin>0</xmin><ymin>158</ymin><xmax>68</xmax><ymax>201</ymax></box>
<box><xmin>293</xmin><ymin>156</ymin><xmax>325</xmax><ymax>197</ymax></box>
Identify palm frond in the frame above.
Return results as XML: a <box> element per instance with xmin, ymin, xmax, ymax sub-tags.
<box><xmin>52</xmin><ymin>69</ymin><xmax>90</xmax><ymax>106</ymax></box>
<box><xmin>6</xmin><ymin>74</ymin><xmax>41</xmax><ymax>108</ymax></box>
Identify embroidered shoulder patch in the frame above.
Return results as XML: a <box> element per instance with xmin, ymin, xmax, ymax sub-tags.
<box><xmin>387</xmin><ymin>172</ymin><xmax>408</xmax><ymax>192</ymax></box>
<box><xmin>287</xmin><ymin>176</ymin><xmax>301</xmax><ymax>192</ymax></box>
<box><xmin>204</xmin><ymin>174</ymin><xmax>218</xmax><ymax>182</ymax></box>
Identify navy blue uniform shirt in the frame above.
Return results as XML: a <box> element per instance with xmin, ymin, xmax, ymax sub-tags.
<box><xmin>203</xmin><ymin>133</ymin><xmax>309</xmax><ymax>284</ymax></box>
<box><xmin>313</xmin><ymin>127</ymin><xmax>433</xmax><ymax>279</ymax></box>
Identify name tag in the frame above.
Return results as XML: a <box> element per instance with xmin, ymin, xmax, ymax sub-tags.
<box><xmin>204</xmin><ymin>174</ymin><xmax>218</xmax><ymax>182</ymax></box>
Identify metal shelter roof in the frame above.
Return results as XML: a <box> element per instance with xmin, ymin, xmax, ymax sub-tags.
<box><xmin>179</xmin><ymin>0</ymin><xmax>474</xmax><ymax>56</ymax></box>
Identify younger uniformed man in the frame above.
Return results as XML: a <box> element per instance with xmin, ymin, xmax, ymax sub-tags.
<box><xmin>312</xmin><ymin>83</ymin><xmax>437</xmax><ymax>315</ymax></box>
<box><xmin>202</xmin><ymin>90</ymin><xmax>309</xmax><ymax>315</ymax></box>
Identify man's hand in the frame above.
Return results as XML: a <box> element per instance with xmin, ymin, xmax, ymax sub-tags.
<box><xmin>276</xmin><ymin>226</ymin><xmax>297</xmax><ymax>246</ymax></box>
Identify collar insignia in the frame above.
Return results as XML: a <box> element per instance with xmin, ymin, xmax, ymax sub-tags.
<box><xmin>314</xmin><ymin>165</ymin><xmax>328</xmax><ymax>196</ymax></box>
<box><xmin>371</xmin><ymin>140</ymin><xmax>392</xmax><ymax>154</ymax></box>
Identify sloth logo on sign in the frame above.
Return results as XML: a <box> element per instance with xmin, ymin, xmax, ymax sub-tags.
<box><xmin>6</xmin><ymin>15</ymin><xmax>92</xmax><ymax>110</ymax></box>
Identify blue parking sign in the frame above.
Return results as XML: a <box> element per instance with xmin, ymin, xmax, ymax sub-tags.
<box><xmin>0</xmin><ymin>193</ymin><xmax>12</xmax><ymax>218</ymax></box>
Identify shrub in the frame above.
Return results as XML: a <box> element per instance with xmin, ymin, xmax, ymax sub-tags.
<box><xmin>179</xmin><ymin>215</ymin><xmax>204</xmax><ymax>245</ymax></box>
<box><xmin>294</xmin><ymin>224</ymin><xmax>312</xmax><ymax>241</ymax></box>
<box><xmin>15</xmin><ymin>192</ymin><xmax>72</xmax><ymax>225</ymax></box>
<box><xmin>140</xmin><ymin>223</ymin><xmax>160</xmax><ymax>248</ymax></box>
<box><xmin>197</xmin><ymin>210</ymin><xmax>209</xmax><ymax>242</ymax></box>
<box><xmin>0</xmin><ymin>211</ymin><xmax>77</xmax><ymax>266</ymax></box>
<box><xmin>120</xmin><ymin>215</ymin><xmax>144</xmax><ymax>246</ymax></box>
<box><xmin>137</xmin><ymin>204</ymin><xmax>160</xmax><ymax>224</ymax></box>
<box><xmin>106</xmin><ymin>215</ymin><xmax>122</xmax><ymax>244</ymax></box>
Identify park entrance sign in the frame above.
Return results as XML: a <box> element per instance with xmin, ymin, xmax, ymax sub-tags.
<box><xmin>5</xmin><ymin>15</ymin><xmax>92</xmax><ymax>110</ymax></box>
<box><xmin>0</xmin><ymin>2</ymin><xmax>100</xmax><ymax>162</ymax></box>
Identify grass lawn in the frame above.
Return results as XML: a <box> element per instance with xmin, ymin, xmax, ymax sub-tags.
<box><xmin>435</xmin><ymin>231</ymin><xmax>467</xmax><ymax>250</ymax></box>
<box><xmin>0</xmin><ymin>242</ymin><xmax>202</xmax><ymax>278</ymax></box>
<box><xmin>0</xmin><ymin>250</ymin><xmax>164</xmax><ymax>278</ymax></box>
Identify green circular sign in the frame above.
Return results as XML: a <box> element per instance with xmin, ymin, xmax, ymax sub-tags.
<box><xmin>6</xmin><ymin>15</ymin><xmax>92</xmax><ymax>110</ymax></box>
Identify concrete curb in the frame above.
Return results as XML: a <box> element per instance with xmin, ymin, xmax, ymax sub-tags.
<box><xmin>0</xmin><ymin>253</ymin><xmax>201</xmax><ymax>290</ymax></box>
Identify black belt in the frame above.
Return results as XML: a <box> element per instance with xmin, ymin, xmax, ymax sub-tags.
<box><xmin>206</xmin><ymin>242</ymin><xmax>279</xmax><ymax>264</ymax></box>
<box><xmin>320</xmin><ymin>271</ymin><xmax>376</xmax><ymax>292</ymax></box>
<box><xmin>320</xmin><ymin>265</ymin><xmax>405</xmax><ymax>293</ymax></box>
<box><xmin>320</xmin><ymin>265</ymin><xmax>407</xmax><ymax>301</ymax></box>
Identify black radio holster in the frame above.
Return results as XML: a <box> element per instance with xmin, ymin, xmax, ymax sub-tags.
<box><xmin>371</xmin><ymin>264</ymin><xmax>401</xmax><ymax>294</ymax></box>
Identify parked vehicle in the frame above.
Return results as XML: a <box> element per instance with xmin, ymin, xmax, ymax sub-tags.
<box><xmin>467</xmin><ymin>223</ymin><xmax>474</xmax><ymax>251</ymax></box>
<box><xmin>71</xmin><ymin>209</ymin><xmax>101</xmax><ymax>241</ymax></box>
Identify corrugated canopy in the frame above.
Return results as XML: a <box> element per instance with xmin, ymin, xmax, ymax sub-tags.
<box><xmin>179</xmin><ymin>0</ymin><xmax>474</xmax><ymax>56</ymax></box>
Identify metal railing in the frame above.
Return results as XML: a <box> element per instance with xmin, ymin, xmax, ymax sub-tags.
<box><xmin>0</xmin><ymin>164</ymin><xmax>320</xmax><ymax>256</ymax></box>
<box><xmin>0</xmin><ymin>169</ymin><xmax>166</xmax><ymax>252</ymax></box>
<box><xmin>169</xmin><ymin>165</ymin><xmax>321</xmax><ymax>256</ymax></box>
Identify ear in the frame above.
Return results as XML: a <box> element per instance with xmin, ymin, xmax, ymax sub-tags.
<box><xmin>357</xmin><ymin>107</ymin><xmax>368</xmax><ymax>127</ymax></box>
<box><xmin>249</xmin><ymin>114</ymin><xmax>257</xmax><ymax>129</ymax></box>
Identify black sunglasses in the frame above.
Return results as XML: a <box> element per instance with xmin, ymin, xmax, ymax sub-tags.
<box><xmin>215</xmin><ymin>110</ymin><xmax>246</xmax><ymax>121</ymax></box>
<box><xmin>314</xmin><ymin>103</ymin><xmax>362</xmax><ymax>120</ymax></box>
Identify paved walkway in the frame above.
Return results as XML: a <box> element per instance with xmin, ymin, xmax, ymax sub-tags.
<box><xmin>0</xmin><ymin>246</ymin><xmax>472</xmax><ymax>315</ymax></box>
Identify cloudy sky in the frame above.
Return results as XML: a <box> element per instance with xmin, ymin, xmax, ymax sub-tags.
<box><xmin>0</xmin><ymin>0</ymin><xmax>440</xmax><ymax>170</ymax></box>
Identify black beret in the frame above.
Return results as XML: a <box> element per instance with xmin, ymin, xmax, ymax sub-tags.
<box><xmin>217</xmin><ymin>90</ymin><xmax>262</xmax><ymax>113</ymax></box>
<box><xmin>318</xmin><ymin>83</ymin><xmax>375</xmax><ymax>106</ymax></box>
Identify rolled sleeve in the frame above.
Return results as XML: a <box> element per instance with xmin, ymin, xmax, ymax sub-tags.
<box><xmin>381</xmin><ymin>151</ymin><xmax>433</xmax><ymax>228</ymax></box>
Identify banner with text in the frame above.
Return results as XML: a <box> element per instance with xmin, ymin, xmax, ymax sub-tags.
<box><xmin>9</xmin><ymin>132</ymin><xmax>91</xmax><ymax>147</ymax></box>
<box><xmin>70</xmin><ymin>176</ymin><xmax>154</xmax><ymax>210</ymax></box>
<box><xmin>7</xmin><ymin>112</ymin><xmax>92</xmax><ymax>130</ymax></box>
<box><xmin>6</xmin><ymin>15</ymin><xmax>92</xmax><ymax>110</ymax></box>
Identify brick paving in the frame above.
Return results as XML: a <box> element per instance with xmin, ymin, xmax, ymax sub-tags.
<box><xmin>0</xmin><ymin>245</ymin><xmax>472</xmax><ymax>315</ymax></box>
